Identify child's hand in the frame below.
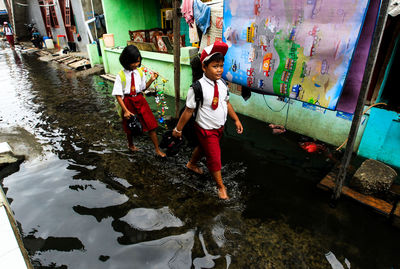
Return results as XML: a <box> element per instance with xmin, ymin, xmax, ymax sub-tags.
<box><xmin>172</xmin><ymin>127</ymin><xmax>182</xmax><ymax>138</ymax></box>
<box><xmin>151</xmin><ymin>72</ymin><xmax>159</xmax><ymax>81</ymax></box>
<box><xmin>235</xmin><ymin>120</ymin><xmax>243</xmax><ymax>134</ymax></box>
<box><xmin>124</xmin><ymin>110</ymin><xmax>134</xmax><ymax>119</ymax></box>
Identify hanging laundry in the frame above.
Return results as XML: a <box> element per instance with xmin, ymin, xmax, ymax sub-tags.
<box><xmin>181</xmin><ymin>0</ymin><xmax>194</xmax><ymax>27</ymax></box>
<box><xmin>199</xmin><ymin>0</ymin><xmax>224</xmax><ymax>51</ymax></box>
<box><xmin>95</xmin><ymin>14</ymin><xmax>106</xmax><ymax>30</ymax></box>
<box><xmin>389</xmin><ymin>0</ymin><xmax>400</xmax><ymax>16</ymax></box>
<box><xmin>189</xmin><ymin>20</ymin><xmax>199</xmax><ymax>43</ymax></box>
<box><xmin>193</xmin><ymin>0</ymin><xmax>211</xmax><ymax>34</ymax></box>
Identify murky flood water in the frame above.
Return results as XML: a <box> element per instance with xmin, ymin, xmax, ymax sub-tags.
<box><xmin>1</xmin><ymin>45</ymin><xmax>400</xmax><ymax>269</ymax></box>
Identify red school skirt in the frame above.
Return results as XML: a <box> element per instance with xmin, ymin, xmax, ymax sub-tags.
<box><xmin>122</xmin><ymin>94</ymin><xmax>158</xmax><ymax>134</ymax></box>
<box><xmin>6</xmin><ymin>35</ymin><xmax>14</xmax><ymax>47</ymax></box>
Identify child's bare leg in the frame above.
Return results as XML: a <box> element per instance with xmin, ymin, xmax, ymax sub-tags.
<box><xmin>186</xmin><ymin>146</ymin><xmax>203</xmax><ymax>174</ymax></box>
<box><xmin>210</xmin><ymin>170</ymin><xmax>229</xmax><ymax>200</ymax></box>
<box><xmin>127</xmin><ymin>134</ymin><xmax>139</xmax><ymax>151</ymax></box>
<box><xmin>149</xmin><ymin>130</ymin><xmax>166</xmax><ymax>157</ymax></box>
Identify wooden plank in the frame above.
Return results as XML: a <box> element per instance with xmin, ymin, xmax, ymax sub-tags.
<box><xmin>51</xmin><ymin>55</ymin><xmax>68</xmax><ymax>61</ymax></box>
<box><xmin>318</xmin><ymin>175</ymin><xmax>396</xmax><ymax>216</ymax></box>
<box><xmin>100</xmin><ymin>74</ymin><xmax>116</xmax><ymax>82</ymax></box>
<box><xmin>63</xmin><ymin>58</ymin><xmax>81</xmax><ymax>65</ymax></box>
<box><xmin>55</xmin><ymin>56</ymin><xmax>72</xmax><ymax>63</ymax></box>
<box><xmin>60</xmin><ymin>57</ymin><xmax>78</xmax><ymax>64</ymax></box>
<box><xmin>68</xmin><ymin>59</ymin><xmax>90</xmax><ymax>69</ymax></box>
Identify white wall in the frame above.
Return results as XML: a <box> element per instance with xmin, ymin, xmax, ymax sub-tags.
<box><xmin>71</xmin><ymin>0</ymin><xmax>90</xmax><ymax>52</ymax></box>
<box><xmin>0</xmin><ymin>0</ymin><xmax>6</xmax><ymax>10</ymax></box>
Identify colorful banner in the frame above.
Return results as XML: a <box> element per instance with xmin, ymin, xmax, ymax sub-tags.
<box><xmin>222</xmin><ymin>0</ymin><xmax>371</xmax><ymax>110</ymax></box>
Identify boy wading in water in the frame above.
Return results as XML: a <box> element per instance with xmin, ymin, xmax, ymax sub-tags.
<box><xmin>173</xmin><ymin>41</ymin><xmax>243</xmax><ymax>200</ymax></box>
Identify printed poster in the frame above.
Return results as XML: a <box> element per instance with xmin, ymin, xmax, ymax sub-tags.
<box><xmin>222</xmin><ymin>0</ymin><xmax>371</xmax><ymax>109</ymax></box>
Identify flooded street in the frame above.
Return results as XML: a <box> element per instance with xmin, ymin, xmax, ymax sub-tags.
<box><xmin>1</xmin><ymin>46</ymin><xmax>400</xmax><ymax>269</ymax></box>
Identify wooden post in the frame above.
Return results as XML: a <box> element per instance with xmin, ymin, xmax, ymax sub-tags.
<box><xmin>331</xmin><ymin>0</ymin><xmax>390</xmax><ymax>203</ymax></box>
<box><xmin>173</xmin><ymin>0</ymin><xmax>181</xmax><ymax>118</ymax></box>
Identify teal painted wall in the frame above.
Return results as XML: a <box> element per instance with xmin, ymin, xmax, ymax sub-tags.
<box><xmin>358</xmin><ymin>107</ymin><xmax>400</xmax><ymax>168</ymax></box>
<box><xmin>102</xmin><ymin>0</ymin><xmax>161</xmax><ymax>47</ymax></box>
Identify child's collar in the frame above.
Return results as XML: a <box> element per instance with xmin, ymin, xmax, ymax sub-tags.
<box><xmin>203</xmin><ymin>74</ymin><xmax>218</xmax><ymax>85</ymax></box>
<box><xmin>124</xmin><ymin>68</ymin><xmax>137</xmax><ymax>73</ymax></box>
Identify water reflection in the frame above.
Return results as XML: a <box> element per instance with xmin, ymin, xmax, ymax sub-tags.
<box><xmin>109</xmin><ymin>230</ymin><xmax>195</xmax><ymax>269</ymax></box>
<box><xmin>120</xmin><ymin>207</ymin><xmax>184</xmax><ymax>231</ymax></box>
<box><xmin>193</xmin><ymin>232</ymin><xmax>221</xmax><ymax>269</ymax></box>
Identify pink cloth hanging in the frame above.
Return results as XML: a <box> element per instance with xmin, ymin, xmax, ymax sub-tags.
<box><xmin>181</xmin><ymin>0</ymin><xmax>194</xmax><ymax>27</ymax></box>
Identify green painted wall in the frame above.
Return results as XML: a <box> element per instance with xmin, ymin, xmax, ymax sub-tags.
<box><xmin>102</xmin><ymin>0</ymin><xmax>161</xmax><ymax>47</ymax></box>
<box><xmin>87</xmin><ymin>44</ymin><xmax>103</xmax><ymax>67</ymax></box>
<box><xmin>100</xmin><ymin>43</ymin><xmax>197</xmax><ymax>99</ymax></box>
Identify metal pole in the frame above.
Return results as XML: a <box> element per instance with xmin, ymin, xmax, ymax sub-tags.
<box><xmin>173</xmin><ymin>0</ymin><xmax>181</xmax><ymax>118</ymax></box>
<box><xmin>331</xmin><ymin>0</ymin><xmax>390</xmax><ymax>203</ymax></box>
<box><xmin>90</xmin><ymin>0</ymin><xmax>97</xmax><ymax>39</ymax></box>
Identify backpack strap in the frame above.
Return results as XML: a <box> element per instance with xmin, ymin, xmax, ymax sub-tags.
<box><xmin>137</xmin><ymin>67</ymin><xmax>144</xmax><ymax>78</ymax></box>
<box><xmin>118</xmin><ymin>69</ymin><xmax>126</xmax><ymax>89</ymax></box>
<box><xmin>191</xmin><ymin>80</ymin><xmax>203</xmax><ymax>118</ymax></box>
<box><xmin>220</xmin><ymin>78</ymin><xmax>229</xmax><ymax>96</ymax></box>
<box><xmin>118</xmin><ymin>68</ymin><xmax>143</xmax><ymax>89</ymax></box>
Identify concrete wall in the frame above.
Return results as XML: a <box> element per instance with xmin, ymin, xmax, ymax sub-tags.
<box><xmin>71</xmin><ymin>0</ymin><xmax>90</xmax><ymax>52</ymax></box>
<box><xmin>11</xmin><ymin>0</ymin><xmax>28</xmax><ymax>39</ymax></box>
<box><xmin>27</xmin><ymin>0</ymin><xmax>46</xmax><ymax>38</ymax></box>
<box><xmin>102</xmin><ymin>0</ymin><xmax>161</xmax><ymax>47</ymax></box>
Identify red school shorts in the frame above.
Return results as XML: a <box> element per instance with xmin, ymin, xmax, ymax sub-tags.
<box><xmin>122</xmin><ymin>94</ymin><xmax>158</xmax><ymax>134</ymax></box>
<box><xmin>195</xmin><ymin>124</ymin><xmax>224</xmax><ymax>172</ymax></box>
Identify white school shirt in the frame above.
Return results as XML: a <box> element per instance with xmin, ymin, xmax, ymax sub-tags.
<box><xmin>5</xmin><ymin>26</ymin><xmax>13</xmax><ymax>36</ymax></box>
<box><xmin>186</xmin><ymin>75</ymin><xmax>229</xmax><ymax>130</ymax></box>
<box><xmin>112</xmin><ymin>69</ymin><xmax>146</xmax><ymax>96</ymax></box>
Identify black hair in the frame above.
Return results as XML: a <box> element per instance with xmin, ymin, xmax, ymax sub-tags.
<box><xmin>190</xmin><ymin>55</ymin><xmax>203</xmax><ymax>82</ymax></box>
<box><xmin>203</xmin><ymin>53</ymin><xmax>225</xmax><ymax>66</ymax></box>
<box><xmin>190</xmin><ymin>52</ymin><xmax>225</xmax><ymax>82</ymax></box>
<box><xmin>119</xmin><ymin>45</ymin><xmax>142</xmax><ymax>70</ymax></box>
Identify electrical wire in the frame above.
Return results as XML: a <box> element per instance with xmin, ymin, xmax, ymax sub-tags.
<box><xmin>262</xmin><ymin>94</ymin><xmax>291</xmax><ymax>128</ymax></box>
<box><xmin>262</xmin><ymin>94</ymin><xmax>288</xmax><ymax>112</ymax></box>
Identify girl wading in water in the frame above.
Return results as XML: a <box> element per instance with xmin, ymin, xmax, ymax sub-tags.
<box><xmin>112</xmin><ymin>45</ymin><xmax>166</xmax><ymax>157</ymax></box>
